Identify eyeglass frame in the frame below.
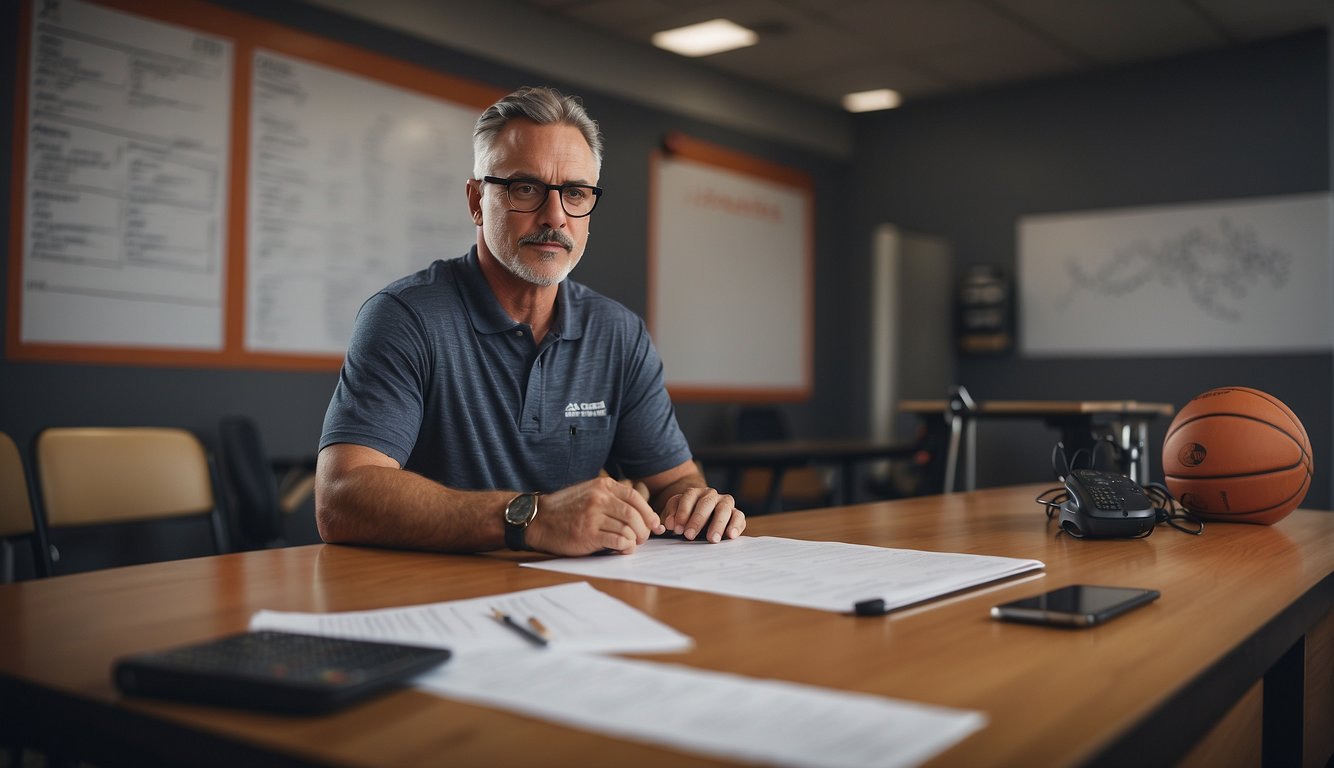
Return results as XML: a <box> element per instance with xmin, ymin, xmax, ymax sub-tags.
<box><xmin>481</xmin><ymin>175</ymin><xmax>603</xmax><ymax>218</ymax></box>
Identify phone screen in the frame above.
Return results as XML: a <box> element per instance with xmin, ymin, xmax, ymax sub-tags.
<box><xmin>991</xmin><ymin>585</ymin><xmax>1159</xmax><ymax>627</ymax></box>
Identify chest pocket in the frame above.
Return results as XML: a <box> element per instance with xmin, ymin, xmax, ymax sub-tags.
<box><xmin>564</xmin><ymin>416</ymin><xmax>612</xmax><ymax>485</ymax></box>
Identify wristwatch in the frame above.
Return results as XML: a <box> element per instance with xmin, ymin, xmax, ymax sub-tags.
<box><xmin>503</xmin><ymin>492</ymin><xmax>540</xmax><ymax>551</ymax></box>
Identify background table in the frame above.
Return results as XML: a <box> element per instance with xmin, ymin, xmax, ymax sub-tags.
<box><xmin>900</xmin><ymin>399</ymin><xmax>1176</xmax><ymax>491</ymax></box>
<box><xmin>693</xmin><ymin>438</ymin><xmax>917</xmax><ymax>513</ymax></box>
<box><xmin>1</xmin><ymin>485</ymin><xmax>1330</xmax><ymax>767</ymax></box>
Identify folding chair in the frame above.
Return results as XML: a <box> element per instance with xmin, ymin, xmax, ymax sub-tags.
<box><xmin>0</xmin><ymin>431</ymin><xmax>51</xmax><ymax>580</ymax></box>
<box><xmin>217</xmin><ymin>415</ymin><xmax>317</xmax><ymax>549</ymax></box>
<box><xmin>34</xmin><ymin>427</ymin><xmax>229</xmax><ymax>573</ymax></box>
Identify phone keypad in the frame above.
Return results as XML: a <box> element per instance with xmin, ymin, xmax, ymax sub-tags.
<box><xmin>1089</xmin><ymin>483</ymin><xmax>1123</xmax><ymax>511</ymax></box>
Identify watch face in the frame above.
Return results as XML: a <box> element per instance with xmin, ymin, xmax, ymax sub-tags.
<box><xmin>505</xmin><ymin>493</ymin><xmax>537</xmax><ymax>526</ymax></box>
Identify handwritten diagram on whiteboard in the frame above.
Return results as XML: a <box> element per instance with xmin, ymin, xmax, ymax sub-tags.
<box><xmin>1018</xmin><ymin>193</ymin><xmax>1332</xmax><ymax>356</ymax></box>
<box><xmin>246</xmin><ymin>51</ymin><xmax>478</xmax><ymax>356</ymax></box>
<box><xmin>649</xmin><ymin>151</ymin><xmax>812</xmax><ymax>399</ymax></box>
<box><xmin>21</xmin><ymin>0</ymin><xmax>231</xmax><ymax>349</ymax></box>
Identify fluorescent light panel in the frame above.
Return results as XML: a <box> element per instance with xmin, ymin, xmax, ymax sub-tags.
<box><xmin>842</xmin><ymin>88</ymin><xmax>903</xmax><ymax>113</ymax></box>
<box><xmin>652</xmin><ymin>18</ymin><xmax>758</xmax><ymax>57</ymax></box>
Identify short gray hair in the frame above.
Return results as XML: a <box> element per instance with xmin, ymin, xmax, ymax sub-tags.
<box><xmin>473</xmin><ymin>86</ymin><xmax>603</xmax><ymax>179</ymax></box>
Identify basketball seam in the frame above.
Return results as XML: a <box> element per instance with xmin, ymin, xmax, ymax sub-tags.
<box><xmin>1164</xmin><ymin>412</ymin><xmax>1311</xmax><ymax>466</ymax></box>
<box><xmin>1232</xmin><ymin>387</ymin><xmax>1307</xmax><ymax>442</ymax></box>
<box><xmin>1164</xmin><ymin>460</ymin><xmax>1308</xmax><ymax>481</ymax></box>
<box><xmin>1167</xmin><ymin>390</ymin><xmax>1311</xmax><ymax>462</ymax></box>
<box><xmin>1176</xmin><ymin>474</ymin><xmax>1311</xmax><ymax>516</ymax></box>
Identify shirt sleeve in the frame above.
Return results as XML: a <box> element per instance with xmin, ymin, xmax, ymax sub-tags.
<box><xmin>319</xmin><ymin>292</ymin><xmax>431</xmax><ymax>465</ymax></box>
<box><xmin>609</xmin><ymin>320</ymin><xmax>694</xmax><ymax>479</ymax></box>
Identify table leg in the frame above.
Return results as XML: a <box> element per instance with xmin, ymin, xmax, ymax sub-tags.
<box><xmin>964</xmin><ymin>418</ymin><xmax>977</xmax><ymax>492</ymax></box>
<box><xmin>764</xmin><ymin>467</ymin><xmax>786</xmax><ymax>515</ymax></box>
<box><xmin>840</xmin><ymin>460</ymin><xmax>855</xmax><ymax>506</ymax></box>
<box><xmin>945</xmin><ymin>415</ymin><xmax>962</xmax><ymax>493</ymax></box>
<box><xmin>1136</xmin><ymin>421</ymin><xmax>1151</xmax><ymax>483</ymax></box>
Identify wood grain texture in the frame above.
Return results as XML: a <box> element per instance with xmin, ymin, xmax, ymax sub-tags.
<box><xmin>2</xmin><ymin>484</ymin><xmax>1331</xmax><ymax>767</ymax></box>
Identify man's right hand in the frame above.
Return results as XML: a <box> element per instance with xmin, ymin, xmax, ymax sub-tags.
<box><xmin>525</xmin><ymin>475</ymin><xmax>665</xmax><ymax>556</ymax></box>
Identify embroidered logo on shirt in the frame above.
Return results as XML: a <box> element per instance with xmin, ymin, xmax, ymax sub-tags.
<box><xmin>565</xmin><ymin>401</ymin><xmax>607</xmax><ymax>418</ymax></box>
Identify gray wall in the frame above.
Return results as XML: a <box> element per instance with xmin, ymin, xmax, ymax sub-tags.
<box><xmin>852</xmin><ymin>31</ymin><xmax>1332</xmax><ymax>508</ymax></box>
<box><xmin>0</xmin><ymin>0</ymin><xmax>850</xmax><ymax>475</ymax></box>
<box><xmin>2</xmin><ymin>3</ymin><xmax>1330</xmax><ymax>518</ymax></box>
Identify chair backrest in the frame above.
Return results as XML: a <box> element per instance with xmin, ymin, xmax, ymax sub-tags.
<box><xmin>34</xmin><ymin>427</ymin><xmax>228</xmax><ymax>567</ymax></box>
<box><xmin>0</xmin><ymin>431</ymin><xmax>52</xmax><ymax>579</ymax></box>
<box><xmin>0</xmin><ymin>432</ymin><xmax>34</xmax><ymax>539</ymax></box>
<box><xmin>218</xmin><ymin>415</ymin><xmax>282</xmax><ymax>546</ymax></box>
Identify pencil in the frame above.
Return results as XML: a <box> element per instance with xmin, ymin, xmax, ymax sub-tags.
<box><xmin>490</xmin><ymin>608</ymin><xmax>548</xmax><ymax>647</ymax></box>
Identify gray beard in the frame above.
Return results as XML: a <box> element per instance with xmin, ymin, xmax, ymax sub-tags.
<box><xmin>501</xmin><ymin>251</ymin><xmax>575</xmax><ymax>287</ymax></box>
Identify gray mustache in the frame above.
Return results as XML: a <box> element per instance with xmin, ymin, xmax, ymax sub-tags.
<box><xmin>518</xmin><ymin>229</ymin><xmax>574</xmax><ymax>250</ymax></box>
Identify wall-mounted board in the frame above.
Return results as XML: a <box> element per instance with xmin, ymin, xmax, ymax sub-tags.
<box><xmin>1019</xmin><ymin>192</ymin><xmax>1332</xmax><ymax>357</ymax></box>
<box><xmin>9</xmin><ymin>0</ymin><xmax>500</xmax><ymax>369</ymax></box>
<box><xmin>648</xmin><ymin>134</ymin><xmax>814</xmax><ymax>401</ymax></box>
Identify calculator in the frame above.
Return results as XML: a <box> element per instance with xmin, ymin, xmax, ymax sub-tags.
<box><xmin>113</xmin><ymin>630</ymin><xmax>452</xmax><ymax>714</ymax></box>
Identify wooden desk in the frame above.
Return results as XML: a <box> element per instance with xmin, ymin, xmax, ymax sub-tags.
<box><xmin>2</xmin><ymin>485</ymin><xmax>1331</xmax><ymax>767</ymax></box>
<box><xmin>900</xmin><ymin>400</ymin><xmax>1176</xmax><ymax>491</ymax></box>
<box><xmin>694</xmin><ymin>438</ymin><xmax>916</xmax><ymax>513</ymax></box>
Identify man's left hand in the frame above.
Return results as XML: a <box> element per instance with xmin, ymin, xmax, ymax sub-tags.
<box><xmin>661</xmin><ymin>487</ymin><xmax>745</xmax><ymax>543</ymax></box>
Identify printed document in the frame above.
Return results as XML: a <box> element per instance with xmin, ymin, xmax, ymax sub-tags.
<box><xmin>249</xmin><ymin>581</ymin><xmax>690</xmax><ymax>654</ymax></box>
<box><xmin>524</xmin><ymin>536</ymin><xmax>1043</xmax><ymax>613</ymax></box>
<box><xmin>417</xmin><ymin>649</ymin><xmax>985</xmax><ymax>768</ymax></box>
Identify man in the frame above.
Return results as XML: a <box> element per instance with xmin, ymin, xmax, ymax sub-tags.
<box><xmin>315</xmin><ymin>86</ymin><xmax>745</xmax><ymax>556</ymax></box>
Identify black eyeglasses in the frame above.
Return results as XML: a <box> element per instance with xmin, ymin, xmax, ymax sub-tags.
<box><xmin>482</xmin><ymin>176</ymin><xmax>602</xmax><ymax>218</ymax></box>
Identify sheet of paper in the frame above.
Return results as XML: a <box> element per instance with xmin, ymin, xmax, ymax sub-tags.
<box><xmin>249</xmin><ymin>581</ymin><xmax>690</xmax><ymax>654</ymax></box>
<box><xmin>524</xmin><ymin>536</ymin><xmax>1043</xmax><ymax>613</ymax></box>
<box><xmin>417</xmin><ymin>650</ymin><xmax>985</xmax><ymax>768</ymax></box>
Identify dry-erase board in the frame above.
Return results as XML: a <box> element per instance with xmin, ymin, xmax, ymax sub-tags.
<box><xmin>1019</xmin><ymin>192</ymin><xmax>1333</xmax><ymax>357</ymax></box>
<box><xmin>648</xmin><ymin>134</ymin><xmax>814</xmax><ymax>401</ymax></box>
<box><xmin>9</xmin><ymin>0</ymin><xmax>501</xmax><ymax>369</ymax></box>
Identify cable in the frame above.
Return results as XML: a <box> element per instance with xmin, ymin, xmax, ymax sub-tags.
<box><xmin>1144</xmin><ymin>482</ymin><xmax>1205</xmax><ymax>535</ymax></box>
<box><xmin>1036</xmin><ymin>439</ymin><xmax>1205</xmax><ymax>539</ymax></box>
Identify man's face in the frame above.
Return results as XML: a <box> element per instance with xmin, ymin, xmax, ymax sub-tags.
<box><xmin>470</xmin><ymin>119</ymin><xmax>598</xmax><ymax>287</ymax></box>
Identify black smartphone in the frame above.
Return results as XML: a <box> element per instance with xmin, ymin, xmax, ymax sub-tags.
<box><xmin>990</xmin><ymin>585</ymin><xmax>1160</xmax><ymax>627</ymax></box>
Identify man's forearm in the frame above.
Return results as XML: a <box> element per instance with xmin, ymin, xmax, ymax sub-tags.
<box><xmin>316</xmin><ymin>464</ymin><xmax>512</xmax><ymax>552</ymax></box>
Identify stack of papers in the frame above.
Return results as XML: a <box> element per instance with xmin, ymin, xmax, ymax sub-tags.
<box><xmin>250</xmin><ymin>534</ymin><xmax>1033</xmax><ymax>767</ymax></box>
<box><xmin>524</xmin><ymin>535</ymin><xmax>1044</xmax><ymax>614</ymax></box>
<box><xmin>417</xmin><ymin>649</ymin><xmax>985</xmax><ymax>768</ymax></box>
<box><xmin>250</xmin><ymin>581</ymin><xmax>690</xmax><ymax>654</ymax></box>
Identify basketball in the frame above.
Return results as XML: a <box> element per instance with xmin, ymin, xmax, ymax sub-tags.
<box><xmin>1162</xmin><ymin>387</ymin><xmax>1312</xmax><ymax>525</ymax></box>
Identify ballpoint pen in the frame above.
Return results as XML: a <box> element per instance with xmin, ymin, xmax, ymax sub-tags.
<box><xmin>490</xmin><ymin>608</ymin><xmax>549</xmax><ymax>647</ymax></box>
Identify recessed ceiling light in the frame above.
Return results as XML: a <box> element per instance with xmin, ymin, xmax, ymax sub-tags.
<box><xmin>842</xmin><ymin>89</ymin><xmax>903</xmax><ymax>113</ymax></box>
<box><xmin>652</xmin><ymin>18</ymin><xmax>759</xmax><ymax>58</ymax></box>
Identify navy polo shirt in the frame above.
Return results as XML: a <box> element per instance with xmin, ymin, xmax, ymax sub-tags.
<box><xmin>320</xmin><ymin>248</ymin><xmax>692</xmax><ymax>493</ymax></box>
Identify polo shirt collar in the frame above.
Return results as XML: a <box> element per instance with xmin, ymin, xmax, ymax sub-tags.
<box><xmin>458</xmin><ymin>246</ymin><xmax>584</xmax><ymax>340</ymax></box>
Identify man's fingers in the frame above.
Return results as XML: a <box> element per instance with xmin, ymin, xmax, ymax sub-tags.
<box><xmin>609</xmin><ymin>477</ymin><xmax>663</xmax><ymax>535</ymax></box>
<box><xmin>663</xmin><ymin>488</ymin><xmax>745</xmax><ymax>543</ymax></box>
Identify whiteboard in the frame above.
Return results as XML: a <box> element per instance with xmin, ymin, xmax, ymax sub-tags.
<box><xmin>1019</xmin><ymin>193</ymin><xmax>1332</xmax><ymax>356</ymax></box>
<box><xmin>246</xmin><ymin>50</ymin><xmax>478</xmax><ymax>355</ymax></box>
<box><xmin>649</xmin><ymin>143</ymin><xmax>813</xmax><ymax>400</ymax></box>
<box><xmin>20</xmin><ymin>0</ymin><xmax>232</xmax><ymax>349</ymax></box>
<box><xmin>10</xmin><ymin>0</ymin><xmax>501</xmax><ymax>368</ymax></box>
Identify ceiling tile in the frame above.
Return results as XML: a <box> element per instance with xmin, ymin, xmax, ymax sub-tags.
<box><xmin>994</xmin><ymin>0</ymin><xmax>1226</xmax><ymax>63</ymax></box>
<box><xmin>1192</xmin><ymin>0</ymin><xmax>1329</xmax><ymax>40</ymax></box>
<box><xmin>503</xmin><ymin>0</ymin><xmax>1329</xmax><ymax>107</ymax></box>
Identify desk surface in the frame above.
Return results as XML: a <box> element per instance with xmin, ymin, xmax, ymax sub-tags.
<box><xmin>899</xmin><ymin>399</ymin><xmax>1175</xmax><ymax>417</ymax></box>
<box><xmin>2</xmin><ymin>485</ymin><xmax>1331</xmax><ymax>767</ymax></box>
